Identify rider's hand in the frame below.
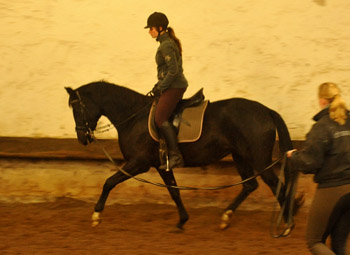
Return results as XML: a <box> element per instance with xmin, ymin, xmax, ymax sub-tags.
<box><xmin>151</xmin><ymin>84</ymin><xmax>161</xmax><ymax>97</ymax></box>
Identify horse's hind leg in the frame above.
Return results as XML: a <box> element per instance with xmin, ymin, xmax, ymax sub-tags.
<box><xmin>157</xmin><ymin>169</ymin><xmax>189</xmax><ymax>229</ymax></box>
<box><xmin>259</xmin><ymin>167</ymin><xmax>285</xmax><ymax>203</ymax></box>
<box><xmin>260</xmin><ymin>162</ymin><xmax>304</xmax><ymax>221</ymax></box>
<box><xmin>220</xmin><ymin>155</ymin><xmax>258</xmax><ymax>229</ymax></box>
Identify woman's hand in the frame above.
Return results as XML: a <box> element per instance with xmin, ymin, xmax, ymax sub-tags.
<box><xmin>286</xmin><ymin>149</ymin><xmax>297</xmax><ymax>158</ymax></box>
<box><xmin>150</xmin><ymin>84</ymin><xmax>161</xmax><ymax>97</ymax></box>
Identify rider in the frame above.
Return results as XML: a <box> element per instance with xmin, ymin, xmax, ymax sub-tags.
<box><xmin>145</xmin><ymin>12</ymin><xmax>188</xmax><ymax>170</ymax></box>
<box><xmin>287</xmin><ymin>82</ymin><xmax>350</xmax><ymax>255</ymax></box>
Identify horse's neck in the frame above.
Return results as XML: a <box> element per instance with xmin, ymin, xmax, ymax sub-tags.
<box><xmin>99</xmin><ymin>86</ymin><xmax>151</xmax><ymax>130</ymax></box>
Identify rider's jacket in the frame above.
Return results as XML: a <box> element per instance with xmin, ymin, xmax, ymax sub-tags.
<box><xmin>290</xmin><ymin>108</ymin><xmax>350</xmax><ymax>188</ymax></box>
<box><xmin>155</xmin><ymin>32</ymin><xmax>188</xmax><ymax>92</ymax></box>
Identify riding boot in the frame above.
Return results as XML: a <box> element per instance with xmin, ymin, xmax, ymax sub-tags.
<box><xmin>158</xmin><ymin>121</ymin><xmax>184</xmax><ymax>170</ymax></box>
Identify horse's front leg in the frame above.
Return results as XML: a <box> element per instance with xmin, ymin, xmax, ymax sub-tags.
<box><xmin>92</xmin><ymin>162</ymin><xmax>148</xmax><ymax>227</ymax></box>
<box><xmin>157</xmin><ymin>169</ymin><xmax>189</xmax><ymax>229</ymax></box>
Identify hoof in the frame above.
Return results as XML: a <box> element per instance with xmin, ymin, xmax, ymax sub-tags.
<box><xmin>220</xmin><ymin>210</ymin><xmax>233</xmax><ymax>230</ymax></box>
<box><xmin>176</xmin><ymin>218</ymin><xmax>188</xmax><ymax>230</ymax></box>
<box><xmin>282</xmin><ymin>223</ymin><xmax>295</xmax><ymax>237</ymax></box>
<box><xmin>176</xmin><ymin>223</ymin><xmax>184</xmax><ymax>230</ymax></box>
<box><xmin>91</xmin><ymin>212</ymin><xmax>101</xmax><ymax>227</ymax></box>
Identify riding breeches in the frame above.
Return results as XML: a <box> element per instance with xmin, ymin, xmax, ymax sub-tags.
<box><xmin>306</xmin><ymin>184</ymin><xmax>350</xmax><ymax>255</ymax></box>
<box><xmin>154</xmin><ymin>87</ymin><xmax>186</xmax><ymax>128</ymax></box>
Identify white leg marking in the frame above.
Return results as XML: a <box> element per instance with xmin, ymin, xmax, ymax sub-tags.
<box><xmin>220</xmin><ymin>210</ymin><xmax>233</xmax><ymax>230</ymax></box>
<box><xmin>91</xmin><ymin>212</ymin><xmax>101</xmax><ymax>227</ymax></box>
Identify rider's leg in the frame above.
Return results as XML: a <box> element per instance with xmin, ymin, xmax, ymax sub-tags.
<box><xmin>154</xmin><ymin>87</ymin><xmax>186</xmax><ymax>170</ymax></box>
<box><xmin>158</xmin><ymin>120</ymin><xmax>184</xmax><ymax>169</ymax></box>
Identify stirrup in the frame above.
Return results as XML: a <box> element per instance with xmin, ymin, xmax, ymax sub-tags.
<box><xmin>159</xmin><ymin>155</ymin><xmax>171</xmax><ymax>171</ymax></box>
<box><xmin>159</xmin><ymin>154</ymin><xmax>184</xmax><ymax>171</ymax></box>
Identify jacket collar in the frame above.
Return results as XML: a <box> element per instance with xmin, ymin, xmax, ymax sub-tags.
<box><xmin>313</xmin><ymin>107</ymin><xmax>329</xmax><ymax>122</ymax></box>
<box><xmin>157</xmin><ymin>32</ymin><xmax>169</xmax><ymax>42</ymax></box>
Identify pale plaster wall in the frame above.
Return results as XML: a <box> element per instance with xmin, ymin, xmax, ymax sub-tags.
<box><xmin>1</xmin><ymin>0</ymin><xmax>350</xmax><ymax>139</ymax></box>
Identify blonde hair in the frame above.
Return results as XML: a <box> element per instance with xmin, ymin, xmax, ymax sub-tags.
<box><xmin>318</xmin><ymin>82</ymin><xmax>348</xmax><ymax>125</ymax></box>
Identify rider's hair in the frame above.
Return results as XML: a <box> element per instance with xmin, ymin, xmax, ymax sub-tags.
<box><xmin>318</xmin><ymin>82</ymin><xmax>348</xmax><ymax>125</ymax></box>
<box><xmin>167</xmin><ymin>27</ymin><xmax>182</xmax><ymax>56</ymax></box>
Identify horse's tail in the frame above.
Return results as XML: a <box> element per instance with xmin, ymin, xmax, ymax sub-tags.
<box><xmin>269</xmin><ymin>109</ymin><xmax>293</xmax><ymax>152</ymax></box>
<box><xmin>270</xmin><ymin>109</ymin><xmax>300</xmax><ymax>231</ymax></box>
<box><xmin>269</xmin><ymin>108</ymin><xmax>294</xmax><ymax>188</ymax></box>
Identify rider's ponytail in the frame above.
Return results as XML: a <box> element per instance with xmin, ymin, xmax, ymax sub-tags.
<box><xmin>167</xmin><ymin>27</ymin><xmax>182</xmax><ymax>56</ymax></box>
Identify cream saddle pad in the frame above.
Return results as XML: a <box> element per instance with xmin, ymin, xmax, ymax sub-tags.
<box><xmin>148</xmin><ymin>100</ymin><xmax>209</xmax><ymax>143</ymax></box>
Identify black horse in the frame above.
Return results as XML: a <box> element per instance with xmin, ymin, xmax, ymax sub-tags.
<box><xmin>65</xmin><ymin>81</ymin><xmax>299</xmax><ymax>230</ymax></box>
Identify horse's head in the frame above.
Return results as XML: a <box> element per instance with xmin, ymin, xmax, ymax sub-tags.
<box><xmin>65</xmin><ymin>87</ymin><xmax>100</xmax><ymax>145</ymax></box>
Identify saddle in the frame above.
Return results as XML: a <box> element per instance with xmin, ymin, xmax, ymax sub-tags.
<box><xmin>148</xmin><ymin>88</ymin><xmax>208</xmax><ymax>143</ymax></box>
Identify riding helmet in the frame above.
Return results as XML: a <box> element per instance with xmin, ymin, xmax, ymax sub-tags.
<box><xmin>144</xmin><ymin>12</ymin><xmax>169</xmax><ymax>29</ymax></box>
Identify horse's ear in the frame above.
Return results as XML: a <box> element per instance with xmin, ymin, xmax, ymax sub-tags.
<box><xmin>65</xmin><ymin>87</ymin><xmax>74</xmax><ymax>95</ymax></box>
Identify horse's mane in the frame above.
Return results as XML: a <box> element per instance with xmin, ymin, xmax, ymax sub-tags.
<box><xmin>77</xmin><ymin>80</ymin><xmax>150</xmax><ymax>105</ymax></box>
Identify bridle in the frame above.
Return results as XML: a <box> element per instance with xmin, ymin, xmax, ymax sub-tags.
<box><xmin>70</xmin><ymin>91</ymin><xmax>94</xmax><ymax>138</ymax></box>
<box><xmin>70</xmin><ymin>90</ymin><xmax>153</xmax><ymax>138</ymax></box>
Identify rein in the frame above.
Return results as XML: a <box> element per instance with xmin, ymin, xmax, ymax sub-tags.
<box><xmin>94</xmin><ymin>135</ymin><xmax>297</xmax><ymax>237</ymax></box>
<box><xmin>94</xmin><ymin>90</ymin><xmax>155</xmax><ymax>133</ymax></box>
<box><xmin>94</xmin><ymin>134</ymin><xmax>284</xmax><ymax>190</ymax></box>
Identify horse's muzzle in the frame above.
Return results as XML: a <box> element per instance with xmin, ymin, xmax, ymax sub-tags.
<box><xmin>76</xmin><ymin>130</ymin><xmax>93</xmax><ymax>145</ymax></box>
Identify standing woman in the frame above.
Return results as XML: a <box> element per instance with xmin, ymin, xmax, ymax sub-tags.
<box><xmin>287</xmin><ymin>82</ymin><xmax>350</xmax><ymax>255</ymax></box>
<box><xmin>145</xmin><ymin>12</ymin><xmax>188</xmax><ymax>170</ymax></box>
